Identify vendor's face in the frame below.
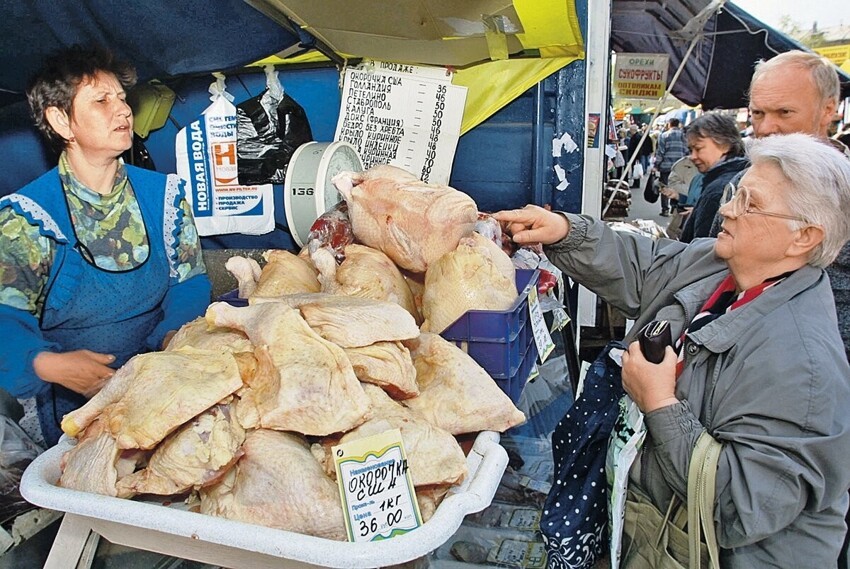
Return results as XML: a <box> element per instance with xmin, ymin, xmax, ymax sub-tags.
<box><xmin>749</xmin><ymin>66</ymin><xmax>835</xmax><ymax>138</ymax></box>
<box><xmin>688</xmin><ymin>135</ymin><xmax>728</xmax><ymax>173</ymax></box>
<box><xmin>715</xmin><ymin>163</ymin><xmax>801</xmax><ymax>275</ymax></box>
<box><xmin>65</xmin><ymin>71</ymin><xmax>133</xmax><ymax>159</ymax></box>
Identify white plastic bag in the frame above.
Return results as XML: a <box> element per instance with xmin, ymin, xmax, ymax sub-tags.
<box><xmin>606</xmin><ymin>392</ymin><xmax>647</xmax><ymax>569</ymax></box>
<box><xmin>632</xmin><ymin>162</ymin><xmax>644</xmax><ymax>180</ymax></box>
<box><xmin>175</xmin><ymin>73</ymin><xmax>275</xmax><ymax>236</ymax></box>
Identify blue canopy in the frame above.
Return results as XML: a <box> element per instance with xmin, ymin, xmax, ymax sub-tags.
<box><xmin>0</xmin><ymin>0</ymin><xmax>297</xmax><ymax>100</ymax></box>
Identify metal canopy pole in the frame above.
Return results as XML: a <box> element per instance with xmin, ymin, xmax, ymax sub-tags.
<box><xmin>605</xmin><ymin>35</ymin><xmax>699</xmax><ymax>217</ymax></box>
<box><xmin>605</xmin><ymin>0</ymin><xmax>728</xmax><ymax>217</ymax></box>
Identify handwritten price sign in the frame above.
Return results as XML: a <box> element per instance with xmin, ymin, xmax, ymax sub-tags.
<box><xmin>333</xmin><ymin>429</ymin><xmax>422</xmax><ymax>542</ymax></box>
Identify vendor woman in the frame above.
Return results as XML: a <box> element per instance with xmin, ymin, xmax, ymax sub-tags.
<box><xmin>0</xmin><ymin>45</ymin><xmax>211</xmax><ymax>447</ymax></box>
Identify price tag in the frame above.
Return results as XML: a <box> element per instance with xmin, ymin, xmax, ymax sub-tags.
<box><xmin>551</xmin><ymin>307</ymin><xmax>571</xmax><ymax>332</ymax></box>
<box><xmin>333</xmin><ymin>429</ymin><xmax>422</xmax><ymax>542</ymax></box>
<box><xmin>528</xmin><ymin>286</ymin><xmax>555</xmax><ymax>363</ymax></box>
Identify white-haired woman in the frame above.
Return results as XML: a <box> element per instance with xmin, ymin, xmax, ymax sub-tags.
<box><xmin>495</xmin><ymin>133</ymin><xmax>850</xmax><ymax>567</ymax></box>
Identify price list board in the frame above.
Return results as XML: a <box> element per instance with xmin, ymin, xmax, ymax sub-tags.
<box><xmin>335</xmin><ymin>63</ymin><xmax>467</xmax><ymax>185</ymax></box>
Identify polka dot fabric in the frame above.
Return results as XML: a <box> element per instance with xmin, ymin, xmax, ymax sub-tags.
<box><xmin>541</xmin><ymin>341</ymin><xmax>625</xmax><ymax>569</ymax></box>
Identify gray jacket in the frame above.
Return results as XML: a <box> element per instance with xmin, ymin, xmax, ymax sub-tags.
<box><xmin>546</xmin><ymin>214</ymin><xmax>850</xmax><ymax>568</ymax></box>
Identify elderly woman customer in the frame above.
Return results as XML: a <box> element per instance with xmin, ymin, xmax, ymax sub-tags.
<box><xmin>662</xmin><ymin>113</ymin><xmax>749</xmax><ymax>243</ymax></box>
<box><xmin>495</xmin><ymin>133</ymin><xmax>850</xmax><ymax>567</ymax></box>
<box><xmin>0</xmin><ymin>45</ymin><xmax>210</xmax><ymax>446</ymax></box>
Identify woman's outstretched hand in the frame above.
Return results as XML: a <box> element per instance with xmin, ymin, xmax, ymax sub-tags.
<box><xmin>492</xmin><ymin>205</ymin><xmax>570</xmax><ymax>246</ymax></box>
<box><xmin>33</xmin><ymin>350</ymin><xmax>116</xmax><ymax>398</ymax></box>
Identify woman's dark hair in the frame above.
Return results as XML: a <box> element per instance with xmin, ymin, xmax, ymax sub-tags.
<box><xmin>684</xmin><ymin>112</ymin><xmax>745</xmax><ymax>158</ymax></box>
<box><xmin>26</xmin><ymin>44</ymin><xmax>137</xmax><ymax>152</ymax></box>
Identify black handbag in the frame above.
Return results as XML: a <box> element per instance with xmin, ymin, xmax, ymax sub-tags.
<box><xmin>644</xmin><ymin>171</ymin><xmax>660</xmax><ymax>204</ymax></box>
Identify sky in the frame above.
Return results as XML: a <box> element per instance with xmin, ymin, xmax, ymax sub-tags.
<box><xmin>732</xmin><ymin>0</ymin><xmax>846</xmax><ymax>31</ymax></box>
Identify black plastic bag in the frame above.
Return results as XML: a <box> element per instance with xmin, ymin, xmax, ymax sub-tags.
<box><xmin>643</xmin><ymin>170</ymin><xmax>660</xmax><ymax>204</ymax></box>
<box><xmin>236</xmin><ymin>68</ymin><xmax>313</xmax><ymax>186</ymax></box>
<box><xmin>0</xmin><ymin>416</ymin><xmax>42</xmax><ymax>525</ymax></box>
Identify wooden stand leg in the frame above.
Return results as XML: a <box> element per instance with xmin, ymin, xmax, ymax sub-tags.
<box><xmin>43</xmin><ymin>514</ymin><xmax>99</xmax><ymax>569</ymax></box>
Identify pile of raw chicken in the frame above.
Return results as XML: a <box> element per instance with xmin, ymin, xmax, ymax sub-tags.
<box><xmin>57</xmin><ymin>165</ymin><xmax>526</xmax><ymax>541</ymax></box>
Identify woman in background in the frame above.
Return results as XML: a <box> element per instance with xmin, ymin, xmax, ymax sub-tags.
<box><xmin>670</xmin><ymin>113</ymin><xmax>748</xmax><ymax>242</ymax></box>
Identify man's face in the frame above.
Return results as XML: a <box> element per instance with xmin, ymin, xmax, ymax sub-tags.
<box><xmin>749</xmin><ymin>65</ymin><xmax>836</xmax><ymax>138</ymax></box>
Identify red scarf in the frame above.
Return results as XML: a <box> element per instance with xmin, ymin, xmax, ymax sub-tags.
<box><xmin>675</xmin><ymin>274</ymin><xmax>787</xmax><ymax>377</ymax></box>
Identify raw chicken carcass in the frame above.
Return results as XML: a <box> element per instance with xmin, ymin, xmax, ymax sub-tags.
<box><xmin>469</xmin><ymin>231</ymin><xmax>516</xmax><ymax>285</ymax></box>
<box><xmin>312</xmin><ymin>244</ymin><xmax>421</xmax><ymax>323</ymax></box>
<box><xmin>344</xmin><ymin>341</ymin><xmax>419</xmax><ymax>399</ymax></box>
<box><xmin>316</xmin><ymin>384</ymin><xmax>467</xmax><ymax>488</ymax></box>
<box><xmin>87</xmin><ymin>348</ymin><xmax>244</xmax><ymax>450</ymax></box>
<box><xmin>62</xmin><ymin>354</ymin><xmax>143</xmax><ymax>438</ymax></box>
<box><xmin>295</xmin><ymin>294</ymin><xmax>420</xmax><ymax>348</ymax></box>
<box><xmin>165</xmin><ymin>317</ymin><xmax>253</xmax><ymax>354</ymax></box>
<box><xmin>115</xmin><ymin>399</ymin><xmax>245</xmax><ymax>498</ymax></box>
<box><xmin>332</xmin><ymin>165</ymin><xmax>478</xmax><ymax>273</ymax></box>
<box><xmin>59</xmin><ymin>418</ymin><xmax>122</xmax><ymax>496</ymax></box>
<box><xmin>421</xmin><ymin>233</ymin><xmax>518</xmax><ymax>333</ymax></box>
<box><xmin>61</xmin><ymin>345</ymin><xmax>245</xmax><ymax>439</ymax></box>
<box><xmin>200</xmin><ymin>429</ymin><xmax>347</xmax><ymax>540</ymax></box>
<box><xmin>251</xmin><ymin>249</ymin><xmax>320</xmax><ymax>298</ymax></box>
<box><xmin>206</xmin><ymin>302</ymin><xmax>371</xmax><ymax>435</ymax></box>
<box><xmin>249</xmin><ymin>292</ymin><xmax>418</xmax><ymax>347</ymax></box>
<box><xmin>404</xmin><ymin>333</ymin><xmax>525</xmax><ymax>434</ymax></box>
<box><xmin>225</xmin><ymin>255</ymin><xmax>262</xmax><ymax>298</ymax></box>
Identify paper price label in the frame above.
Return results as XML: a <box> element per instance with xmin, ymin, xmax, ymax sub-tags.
<box><xmin>528</xmin><ymin>286</ymin><xmax>555</xmax><ymax>363</ymax></box>
<box><xmin>551</xmin><ymin>307</ymin><xmax>571</xmax><ymax>332</ymax></box>
<box><xmin>334</xmin><ymin>429</ymin><xmax>421</xmax><ymax>542</ymax></box>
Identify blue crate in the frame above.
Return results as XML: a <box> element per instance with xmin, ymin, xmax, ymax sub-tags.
<box><xmin>510</xmin><ymin>340</ymin><xmax>539</xmax><ymax>403</ymax></box>
<box><xmin>440</xmin><ymin>269</ymin><xmax>540</xmax><ymax>403</ymax></box>
<box><xmin>440</xmin><ymin>269</ymin><xmax>537</xmax><ymax>344</ymax></box>
<box><xmin>217</xmin><ymin>289</ymin><xmax>248</xmax><ymax>307</ymax></box>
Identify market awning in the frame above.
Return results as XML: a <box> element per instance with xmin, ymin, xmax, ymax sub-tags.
<box><xmin>0</xmin><ymin>1</ymin><xmax>584</xmax><ymax>133</ymax></box>
<box><xmin>611</xmin><ymin>0</ymin><xmax>850</xmax><ymax>109</ymax></box>
<box><xmin>0</xmin><ymin>0</ymin><xmax>297</xmax><ymax>99</ymax></box>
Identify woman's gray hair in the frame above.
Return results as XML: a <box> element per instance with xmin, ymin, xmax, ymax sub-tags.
<box><xmin>685</xmin><ymin>112</ymin><xmax>745</xmax><ymax>158</ymax></box>
<box><xmin>747</xmin><ymin>133</ymin><xmax>850</xmax><ymax>267</ymax></box>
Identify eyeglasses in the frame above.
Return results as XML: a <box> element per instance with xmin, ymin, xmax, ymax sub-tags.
<box><xmin>725</xmin><ymin>184</ymin><xmax>810</xmax><ymax>223</ymax></box>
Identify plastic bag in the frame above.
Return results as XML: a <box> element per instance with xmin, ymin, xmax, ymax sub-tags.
<box><xmin>643</xmin><ymin>171</ymin><xmax>660</xmax><ymax>204</ymax></box>
<box><xmin>606</xmin><ymin>393</ymin><xmax>647</xmax><ymax>569</ymax></box>
<box><xmin>0</xmin><ymin>416</ymin><xmax>42</xmax><ymax>525</ymax></box>
<box><xmin>176</xmin><ymin>73</ymin><xmax>275</xmax><ymax>236</ymax></box>
<box><xmin>632</xmin><ymin>162</ymin><xmax>644</xmax><ymax>180</ymax></box>
<box><xmin>236</xmin><ymin>65</ymin><xmax>313</xmax><ymax>185</ymax></box>
<box><xmin>305</xmin><ymin>201</ymin><xmax>354</xmax><ymax>263</ymax></box>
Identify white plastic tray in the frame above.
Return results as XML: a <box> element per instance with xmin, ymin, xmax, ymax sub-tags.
<box><xmin>21</xmin><ymin>431</ymin><xmax>508</xmax><ymax>568</ymax></box>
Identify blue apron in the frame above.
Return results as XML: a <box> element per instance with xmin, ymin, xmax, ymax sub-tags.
<box><xmin>17</xmin><ymin>167</ymin><xmax>170</xmax><ymax>446</ymax></box>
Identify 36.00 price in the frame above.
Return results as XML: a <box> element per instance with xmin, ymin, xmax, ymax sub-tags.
<box><xmin>358</xmin><ymin>509</ymin><xmax>404</xmax><ymax>536</ymax></box>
